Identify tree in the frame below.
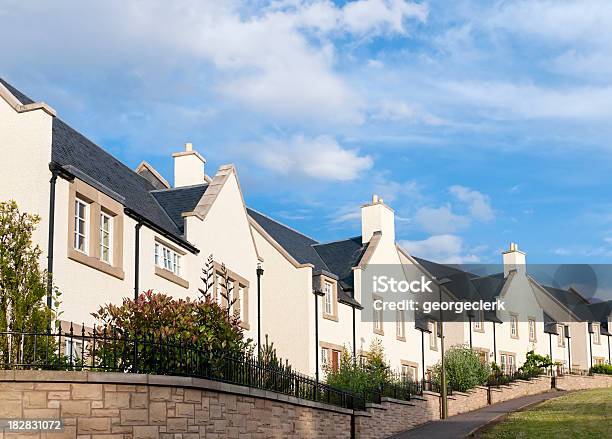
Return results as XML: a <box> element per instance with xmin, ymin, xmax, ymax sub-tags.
<box><xmin>0</xmin><ymin>200</ymin><xmax>55</xmax><ymax>362</ymax></box>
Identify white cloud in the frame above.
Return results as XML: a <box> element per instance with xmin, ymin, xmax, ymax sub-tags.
<box><xmin>443</xmin><ymin>81</ymin><xmax>612</xmax><ymax>120</ymax></box>
<box><xmin>399</xmin><ymin>234</ymin><xmax>480</xmax><ymax>264</ymax></box>
<box><xmin>414</xmin><ymin>205</ymin><xmax>470</xmax><ymax>234</ymax></box>
<box><xmin>449</xmin><ymin>185</ymin><xmax>494</xmax><ymax>221</ymax></box>
<box><xmin>370</xmin><ymin>100</ymin><xmax>446</xmax><ymax>125</ymax></box>
<box><xmin>256</xmin><ymin>135</ymin><xmax>373</xmax><ymax>181</ymax></box>
<box><xmin>341</xmin><ymin>0</ymin><xmax>428</xmax><ymax>35</ymax></box>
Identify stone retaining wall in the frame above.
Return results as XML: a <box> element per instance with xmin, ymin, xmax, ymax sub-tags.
<box><xmin>1</xmin><ymin>371</ymin><xmax>610</xmax><ymax>439</ymax></box>
<box><xmin>354</xmin><ymin>374</ymin><xmax>612</xmax><ymax>439</ymax></box>
<box><xmin>0</xmin><ymin>370</ymin><xmax>352</xmax><ymax>439</ymax></box>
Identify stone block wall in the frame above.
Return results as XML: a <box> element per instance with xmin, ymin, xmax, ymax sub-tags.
<box><xmin>0</xmin><ymin>371</ymin><xmax>352</xmax><ymax>439</ymax></box>
<box><xmin>555</xmin><ymin>373</ymin><xmax>612</xmax><ymax>391</ymax></box>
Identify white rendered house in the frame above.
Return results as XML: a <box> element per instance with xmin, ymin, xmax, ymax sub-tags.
<box><xmin>1</xmin><ymin>78</ymin><xmax>609</xmax><ymax>378</ymax></box>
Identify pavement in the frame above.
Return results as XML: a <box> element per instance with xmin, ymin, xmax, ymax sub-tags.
<box><xmin>387</xmin><ymin>390</ymin><xmax>566</xmax><ymax>439</ymax></box>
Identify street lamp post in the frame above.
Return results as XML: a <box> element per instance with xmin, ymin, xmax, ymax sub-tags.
<box><xmin>256</xmin><ymin>264</ymin><xmax>264</xmax><ymax>356</ymax></box>
<box><xmin>436</xmin><ymin>277</ymin><xmax>451</xmax><ymax>420</ymax></box>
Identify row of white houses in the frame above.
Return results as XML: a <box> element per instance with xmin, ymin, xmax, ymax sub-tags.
<box><xmin>1</xmin><ymin>78</ymin><xmax>610</xmax><ymax>380</ymax></box>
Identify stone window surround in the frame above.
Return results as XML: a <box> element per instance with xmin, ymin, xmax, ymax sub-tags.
<box><xmin>318</xmin><ymin>275</ymin><xmax>339</xmax><ymax>322</ymax></box>
<box><xmin>396</xmin><ymin>309</ymin><xmax>406</xmax><ymax>342</ymax></box>
<box><xmin>528</xmin><ymin>317</ymin><xmax>537</xmax><ymax>342</ymax></box>
<box><xmin>211</xmin><ymin>261</ymin><xmax>250</xmax><ymax>330</ymax></box>
<box><xmin>473</xmin><ymin>310</ymin><xmax>485</xmax><ymax>333</ymax></box>
<box><xmin>592</xmin><ymin>323</ymin><xmax>600</xmax><ymax>344</ymax></box>
<box><xmin>428</xmin><ymin>321</ymin><xmax>437</xmax><ymax>351</ymax></box>
<box><xmin>68</xmin><ymin>178</ymin><xmax>124</xmax><ymax>280</ymax></box>
<box><xmin>400</xmin><ymin>359</ymin><xmax>419</xmax><ymax>381</ymax></box>
<box><xmin>473</xmin><ymin>347</ymin><xmax>490</xmax><ymax>364</ymax></box>
<box><xmin>499</xmin><ymin>350</ymin><xmax>517</xmax><ymax>373</ymax></box>
<box><xmin>557</xmin><ymin>324</ymin><xmax>566</xmax><ymax>347</ymax></box>
<box><xmin>320</xmin><ymin>341</ymin><xmax>343</xmax><ymax>371</ymax></box>
<box><xmin>154</xmin><ymin>237</ymin><xmax>189</xmax><ymax>289</ymax></box>
<box><xmin>509</xmin><ymin>313</ymin><xmax>519</xmax><ymax>339</ymax></box>
<box><xmin>373</xmin><ymin>294</ymin><xmax>384</xmax><ymax>336</ymax></box>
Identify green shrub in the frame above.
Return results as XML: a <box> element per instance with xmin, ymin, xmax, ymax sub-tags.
<box><xmin>590</xmin><ymin>364</ymin><xmax>612</xmax><ymax>375</ymax></box>
<box><xmin>325</xmin><ymin>339</ymin><xmax>392</xmax><ymax>397</ymax></box>
<box><xmin>432</xmin><ymin>345</ymin><xmax>491</xmax><ymax>392</ymax></box>
<box><xmin>519</xmin><ymin>350</ymin><xmax>552</xmax><ymax>376</ymax></box>
<box><xmin>91</xmin><ymin>290</ymin><xmax>251</xmax><ymax>372</ymax></box>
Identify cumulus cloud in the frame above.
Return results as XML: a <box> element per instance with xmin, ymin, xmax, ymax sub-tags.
<box><xmin>449</xmin><ymin>185</ymin><xmax>494</xmax><ymax>221</ymax></box>
<box><xmin>414</xmin><ymin>205</ymin><xmax>470</xmax><ymax>234</ymax></box>
<box><xmin>256</xmin><ymin>135</ymin><xmax>373</xmax><ymax>181</ymax></box>
<box><xmin>370</xmin><ymin>100</ymin><xmax>446</xmax><ymax>125</ymax></box>
<box><xmin>399</xmin><ymin>234</ymin><xmax>480</xmax><ymax>264</ymax></box>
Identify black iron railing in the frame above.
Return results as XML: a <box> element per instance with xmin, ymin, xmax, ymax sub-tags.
<box><xmin>486</xmin><ymin>368</ymin><xmax>542</xmax><ymax>387</ymax></box>
<box><xmin>0</xmin><ymin>325</ymin><xmax>363</xmax><ymax>410</ymax></box>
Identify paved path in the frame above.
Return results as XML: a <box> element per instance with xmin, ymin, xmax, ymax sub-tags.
<box><xmin>388</xmin><ymin>390</ymin><xmax>566</xmax><ymax>439</ymax></box>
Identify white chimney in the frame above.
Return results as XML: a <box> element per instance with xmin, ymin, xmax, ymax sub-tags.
<box><xmin>361</xmin><ymin>194</ymin><xmax>395</xmax><ymax>244</ymax></box>
<box><xmin>502</xmin><ymin>242</ymin><xmax>526</xmax><ymax>277</ymax></box>
<box><xmin>172</xmin><ymin>142</ymin><xmax>206</xmax><ymax>187</ymax></box>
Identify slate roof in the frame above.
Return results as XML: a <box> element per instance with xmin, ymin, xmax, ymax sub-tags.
<box><xmin>246</xmin><ymin>208</ymin><xmax>329</xmax><ymax>271</ymax></box>
<box><xmin>312</xmin><ymin>237</ymin><xmax>368</xmax><ymax>291</ymax></box>
<box><xmin>1</xmin><ymin>78</ymin><xmax>198</xmax><ymax>251</ymax></box>
<box><xmin>152</xmin><ymin>184</ymin><xmax>208</xmax><ymax>233</ymax></box>
<box><xmin>542</xmin><ymin>286</ymin><xmax>593</xmax><ymax>321</ymax></box>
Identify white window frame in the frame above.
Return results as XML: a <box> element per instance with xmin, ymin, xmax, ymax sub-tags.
<box><xmin>593</xmin><ymin>323</ymin><xmax>600</xmax><ymax>344</ymax></box>
<box><xmin>429</xmin><ymin>321</ymin><xmax>437</xmax><ymax>350</ymax></box>
<box><xmin>155</xmin><ymin>242</ymin><xmax>181</xmax><ymax>276</ymax></box>
<box><xmin>474</xmin><ymin>310</ymin><xmax>484</xmax><ymax>331</ymax></box>
<box><xmin>65</xmin><ymin>338</ymin><xmax>84</xmax><ymax>361</ymax></box>
<box><xmin>321</xmin><ymin>347</ymin><xmax>329</xmax><ymax>366</ymax></box>
<box><xmin>396</xmin><ymin>310</ymin><xmax>405</xmax><ymax>339</ymax></box>
<box><xmin>510</xmin><ymin>315</ymin><xmax>518</xmax><ymax>337</ymax></box>
<box><xmin>528</xmin><ymin>319</ymin><xmax>536</xmax><ymax>342</ymax></box>
<box><xmin>74</xmin><ymin>198</ymin><xmax>89</xmax><ymax>254</ymax></box>
<box><xmin>99</xmin><ymin>212</ymin><xmax>112</xmax><ymax>264</ymax></box>
<box><xmin>324</xmin><ymin>281</ymin><xmax>333</xmax><ymax>315</ymax></box>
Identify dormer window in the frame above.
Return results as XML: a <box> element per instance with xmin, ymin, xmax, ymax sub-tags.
<box><xmin>510</xmin><ymin>314</ymin><xmax>519</xmax><ymax>338</ymax></box>
<box><xmin>473</xmin><ymin>310</ymin><xmax>484</xmax><ymax>332</ymax></box>
<box><xmin>593</xmin><ymin>323</ymin><xmax>601</xmax><ymax>344</ymax></box>
<box><xmin>321</xmin><ymin>277</ymin><xmax>338</xmax><ymax>322</ymax></box>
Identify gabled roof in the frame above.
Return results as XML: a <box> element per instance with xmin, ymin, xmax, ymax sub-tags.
<box><xmin>1</xmin><ymin>78</ymin><xmax>199</xmax><ymax>252</ymax></box>
<box><xmin>151</xmin><ymin>184</ymin><xmax>209</xmax><ymax>233</ymax></box>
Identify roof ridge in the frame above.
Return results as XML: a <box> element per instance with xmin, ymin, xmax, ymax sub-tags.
<box><xmin>312</xmin><ymin>235</ymin><xmax>362</xmax><ymax>247</ymax></box>
<box><xmin>247</xmin><ymin>207</ymin><xmax>320</xmax><ymax>244</ymax></box>
<box><xmin>150</xmin><ymin>182</ymin><xmax>208</xmax><ymax>193</ymax></box>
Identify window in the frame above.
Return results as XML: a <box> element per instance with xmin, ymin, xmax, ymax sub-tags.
<box><xmin>324</xmin><ymin>281</ymin><xmax>333</xmax><ymax>315</ymax></box>
<box><xmin>396</xmin><ymin>310</ymin><xmax>405</xmax><ymax>340</ymax></box>
<box><xmin>593</xmin><ymin>324</ymin><xmax>600</xmax><ymax>344</ymax></box>
<box><xmin>209</xmin><ymin>262</ymin><xmax>249</xmax><ymax>328</ymax></box>
<box><xmin>510</xmin><ymin>315</ymin><xmax>519</xmax><ymax>338</ymax></box>
<box><xmin>155</xmin><ymin>242</ymin><xmax>181</xmax><ymax>276</ymax></box>
<box><xmin>99</xmin><ymin>212</ymin><xmax>112</xmax><ymax>264</ymax></box>
<box><xmin>373</xmin><ymin>295</ymin><xmax>383</xmax><ymax>335</ymax></box>
<box><xmin>65</xmin><ymin>338</ymin><xmax>84</xmax><ymax>362</ymax></box>
<box><xmin>321</xmin><ymin>348</ymin><xmax>329</xmax><ymax>366</ymax></box>
<box><xmin>476</xmin><ymin>350</ymin><xmax>488</xmax><ymax>364</ymax></box>
<box><xmin>74</xmin><ymin>198</ymin><xmax>89</xmax><ymax>253</ymax></box>
<box><xmin>557</xmin><ymin>325</ymin><xmax>565</xmax><ymax>347</ymax></box>
<box><xmin>68</xmin><ymin>179</ymin><xmax>124</xmax><ymax>279</ymax></box>
<box><xmin>429</xmin><ymin>321</ymin><xmax>437</xmax><ymax>350</ymax></box>
<box><xmin>401</xmin><ymin>364</ymin><xmax>418</xmax><ymax>382</ymax></box>
<box><xmin>595</xmin><ymin>357</ymin><xmax>605</xmax><ymax>365</ymax></box>
<box><xmin>473</xmin><ymin>310</ymin><xmax>484</xmax><ymax>332</ymax></box>
<box><xmin>500</xmin><ymin>353</ymin><xmax>516</xmax><ymax>374</ymax></box>
<box><xmin>528</xmin><ymin>319</ymin><xmax>536</xmax><ymax>342</ymax></box>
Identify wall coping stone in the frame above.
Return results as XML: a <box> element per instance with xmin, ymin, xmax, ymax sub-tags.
<box><xmin>365</xmin><ymin>402</ymin><xmax>385</xmax><ymax>410</ymax></box>
<box><xmin>0</xmin><ymin>370</ymin><xmax>354</xmax><ymax>415</ymax></box>
<box><xmin>380</xmin><ymin>397</ymin><xmax>416</xmax><ymax>407</ymax></box>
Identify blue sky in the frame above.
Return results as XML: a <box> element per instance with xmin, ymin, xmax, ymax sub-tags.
<box><xmin>3</xmin><ymin>0</ymin><xmax>612</xmax><ymax>264</ymax></box>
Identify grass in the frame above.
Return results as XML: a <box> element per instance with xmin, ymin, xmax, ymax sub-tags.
<box><xmin>477</xmin><ymin>388</ymin><xmax>612</xmax><ymax>439</ymax></box>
